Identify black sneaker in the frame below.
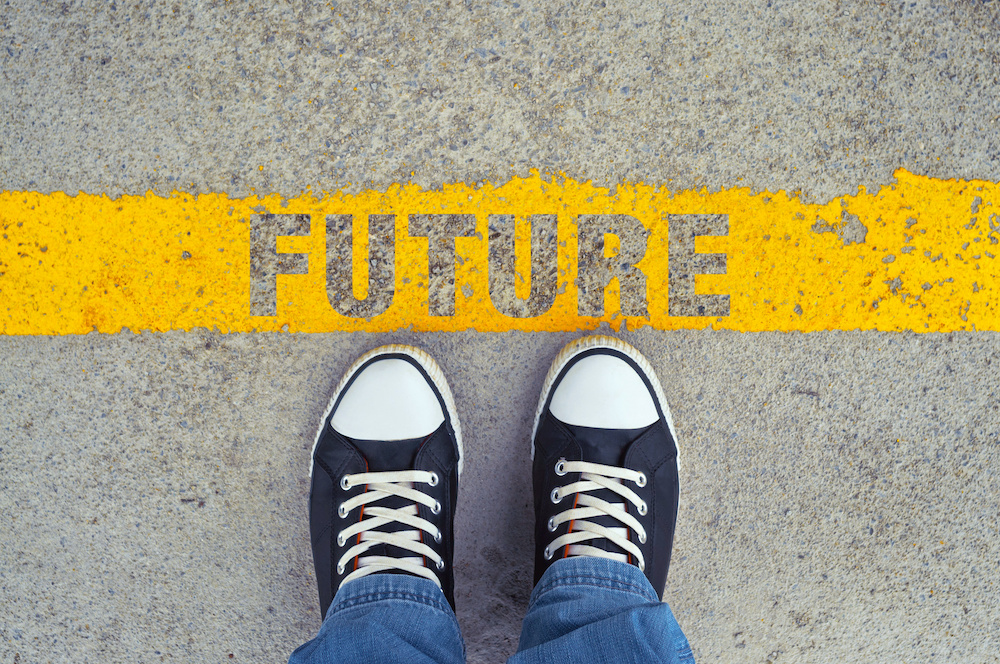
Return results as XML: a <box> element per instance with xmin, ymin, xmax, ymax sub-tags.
<box><xmin>308</xmin><ymin>345</ymin><xmax>462</xmax><ymax>619</ymax></box>
<box><xmin>531</xmin><ymin>336</ymin><xmax>680</xmax><ymax>596</ymax></box>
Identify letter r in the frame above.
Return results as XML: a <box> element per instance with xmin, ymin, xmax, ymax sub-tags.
<box><xmin>576</xmin><ymin>214</ymin><xmax>650</xmax><ymax>317</ymax></box>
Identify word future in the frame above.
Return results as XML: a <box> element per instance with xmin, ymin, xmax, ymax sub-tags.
<box><xmin>249</xmin><ymin>213</ymin><xmax>729</xmax><ymax>319</ymax></box>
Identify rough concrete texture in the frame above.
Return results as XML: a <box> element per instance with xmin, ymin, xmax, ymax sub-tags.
<box><xmin>3</xmin><ymin>0</ymin><xmax>1000</xmax><ymax>662</ymax></box>
<box><xmin>2</xmin><ymin>331</ymin><xmax>999</xmax><ymax>662</ymax></box>
<box><xmin>2</xmin><ymin>0</ymin><xmax>1000</xmax><ymax>201</ymax></box>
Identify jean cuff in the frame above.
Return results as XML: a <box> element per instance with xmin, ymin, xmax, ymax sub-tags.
<box><xmin>529</xmin><ymin>557</ymin><xmax>660</xmax><ymax>608</ymax></box>
<box><xmin>326</xmin><ymin>573</ymin><xmax>454</xmax><ymax>620</ymax></box>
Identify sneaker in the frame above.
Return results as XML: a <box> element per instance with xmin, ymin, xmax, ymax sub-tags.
<box><xmin>531</xmin><ymin>336</ymin><xmax>680</xmax><ymax>595</ymax></box>
<box><xmin>308</xmin><ymin>345</ymin><xmax>463</xmax><ymax>619</ymax></box>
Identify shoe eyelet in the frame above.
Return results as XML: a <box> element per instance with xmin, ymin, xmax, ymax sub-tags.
<box><xmin>638</xmin><ymin>561</ymin><xmax>646</xmax><ymax>572</ymax></box>
<box><xmin>338</xmin><ymin>503</ymin><xmax>349</xmax><ymax>518</ymax></box>
<box><xmin>336</xmin><ymin>533</ymin><xmax>346</xmax><ymax>547</ymax></box>
<box><xmin>431</xmin><ymin>501</ymin><xmax>442</xmax><ymax>515</ymax></box>
<box><xmin>636</xmin><ymin>472</ymin><xmax>647</xmax><ymax>487</ymax></box>
<box><xmin>638</xmin><ymin>502</ymin><xmax>648</xmax><ymax>516</ymax></box>
<box><xmin>340</xmin><ymin>476</ymin><xmax>351</xmax><ymax>490</ymax></box>
<box><xmin>550</xmin><ymin>488</ymin><xmax>562</xmax><ymax>504</ymax></box>
<box><xmin>336</xmin><ymin>562</ymin><xmax>345</xmax><ymax>575</ymax></box>
<box><xmin>638</xmin><ymin>532</ymin><xmax>647</xmax><ymax>544</ymax></box>
<box><xmin>547</xmin><ymin>517</ymin><xmax>557</xmax><ymax>532</ymax></box>
<box><xmin>428</xmin><ymin>472</ymin><xmax>439</xmax><ymax>487</ymax></box>
<box><xmin>554</xmin><ymin>459</ymin><xmax>567</xmax><ymax>476</ymax></box>
<box><xmin>543</xmin><ymin>546</ymin><xmax>553</xmax><ymax>560</ymax></box>
<box><xmin>434</xmin><ymin>530</ymin><xmax>442</xmax><ymax>543</ymax></box>
<box><xmin>436</xmin><ymin>559</ymin><xmax>445</xmax><ymax>571</ymax></box>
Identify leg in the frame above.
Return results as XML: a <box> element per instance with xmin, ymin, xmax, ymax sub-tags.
<box><xmin>290</xmin><ymin>345</ymin><xmax>466</xmax><ymax>664</ymax></box>
<box><xmin>515</xmin><ymin>336</ymin><xmax>694</xmax><ymax>664</ymax></box>
<box><xmin>509</xmin><ymin>557</ymin><xmax>692</xmax><ymax>664</ymax></box>
<box><xmin>289</xmin><ymin>573</ymin><xmax>464</xmax><ymax>664</ymax></box>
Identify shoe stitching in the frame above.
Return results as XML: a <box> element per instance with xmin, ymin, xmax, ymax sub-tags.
<box><xmin>318</xmin><ymin>440</ymin><xmax>366</xmax><ymax>585</ymax></box>
<box><xmin>628</xmin><ymin>421</ymin><xmax>674</xmax><ymax>472</ymax></box>
<box><xmin>331</xmin><ymin>429</ymin><xmax>367</xmax><ymax>470</ymax></box>
<box><xmin>539</xmin><ymin>415</ymin><xmax>580</xmax><ymax>469</ymax></box>
<box><xmin>649</xmin><ymin>421</ymin><xmax>677</xmax><ymax>473</ymax></box>
<box><xmin>315</xmin><ymin>429</ymin><xmax>367</xmax><ymax>488</ymax></box>
<box><xmin>537</xmin><ymin>425</ymin><xmax>576</xmax><ymax>559</ymax></box>
<box><xmin>630</xmin><ymin>443</ymin><xmax>661</xmax><ymax>558</ymax></box>
<box><xmin>629</xmin><ymin>422</ymin><xmax>680</xmax><ymax>550</ymax></box>
<box><xmin>415</xmin><ymin>429</ymin><xmax>455</xmax><ymax>582</ymax></box>
<box><xmin>311</xmin><ymin>455</ymin><xmax>341</xmax><ymax>557</ymax></box>
<box><xmin>419</xmin><ymin>428</ymin><xmax>456</xmax><ymax>476</ymax></box>
<box><xmin>632</xmin><ymin>442</ymin><xmax>660</xmax><ymax>531</ymax></box>
<box><xmin>313</xmin><ymin>454</ymin><xmax>336</xmax><ymax>479</ymax></box>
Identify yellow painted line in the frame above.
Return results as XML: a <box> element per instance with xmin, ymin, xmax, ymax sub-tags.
<box><xmin>1</xmin><ymin>169</ymin><xmax>998</xmax><ymax>335</ymax></box>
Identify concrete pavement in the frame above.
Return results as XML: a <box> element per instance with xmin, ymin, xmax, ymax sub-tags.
<box><xmin>2</xmin><ymin>0</ymin><xmax>1000</xmax><ymax>661</ymax></box>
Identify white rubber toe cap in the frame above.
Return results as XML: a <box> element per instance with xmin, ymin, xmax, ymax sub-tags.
<box><xmin>331</xmin><ymin>358</ymin><xmax>445</xmax><ymax>440</ymax></box>
<box><xmin>549</xmin><ymin>353</ymin><xmax>659</xmax><ymax>429</ymax></box>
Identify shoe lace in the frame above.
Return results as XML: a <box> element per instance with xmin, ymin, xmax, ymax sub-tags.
<box><xmin>336</xmin><ymin>470</ymin><xmax>444</xmax><ymax>587</ymax></box>
<box><xmin>544</xmin><ymin>459</ymin><xmax>648</xmax><ymax>571</ymax></box>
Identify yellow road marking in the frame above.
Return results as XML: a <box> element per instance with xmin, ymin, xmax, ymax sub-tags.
<box><xmin>1</xmin><ymin>169</ymin><xmax>997</xmax><ymax>335</ymax></box>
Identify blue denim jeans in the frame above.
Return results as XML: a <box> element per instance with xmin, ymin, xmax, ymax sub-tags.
<box><xmin>288</xmin><ymin>557</ymin><xmax>694</xmax><ymax>664</ymax></box>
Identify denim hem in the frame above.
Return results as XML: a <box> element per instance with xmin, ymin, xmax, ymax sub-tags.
<box><xmin>528</xmin><ymin>557</ymin><xmax>660</xmax><ymax>611</ymax></box>
<box><xmin>291</xmin><ymin>573</ymin><xmax>465</xmax><ymax>664</ymax></box>
<box><xmin>327</xmin><ymin>574</ymin><xmax>454</xmax><ymax>618</ymax></box>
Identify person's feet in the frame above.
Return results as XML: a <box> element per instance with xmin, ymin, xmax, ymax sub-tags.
<box><xmin>308</xmin><ymin>345</ymin><xmax>462</xmax><ymax>619</ymax></box>
<box><xmin>531</xmin><ymin>336</ymin><xmax>680</xmax><ymax>595</ymax></box>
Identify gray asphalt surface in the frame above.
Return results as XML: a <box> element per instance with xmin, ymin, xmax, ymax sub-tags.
<box><xmin>3</xmin><ymin>1</ymin><xmax>1000</xmax><ymax>662</ymax></box>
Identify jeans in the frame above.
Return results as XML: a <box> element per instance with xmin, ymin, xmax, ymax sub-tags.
<box><xmin>288</xmin><ymin>557</ymin><xmax>694</xmax><ymax>664</ymax></box>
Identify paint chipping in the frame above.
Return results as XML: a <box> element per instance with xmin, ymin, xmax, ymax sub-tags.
<box><xmin>0</xmin><ymin>169</ymin><xmax>998</xmax><ymax>334</ymax></box>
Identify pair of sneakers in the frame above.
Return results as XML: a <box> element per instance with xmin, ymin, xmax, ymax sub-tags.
<box><xmin>308</xmin><ymin>336</ymin><xmax>680</xmax><ymax>618</ymax></box>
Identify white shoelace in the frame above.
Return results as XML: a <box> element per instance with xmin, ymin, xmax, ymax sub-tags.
<box><xmin>336</xmin><ymin>470</ymin><xmax>444</xmax><ymax>586</ymax></box>
<box><xmin>544</xmin><ymin>459</ymin><xmax>648</xmax><ymax>571</ymax></box>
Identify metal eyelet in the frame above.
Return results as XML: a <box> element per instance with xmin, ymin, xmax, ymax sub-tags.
<box><xmin>428</xmin><ymin>472</ymin><xmax>439</xmax><ymax>487</ymax></box>
<box><xmin>340</xmin><ymin>476</ymin><xmax>351</xmax><ymax>490</ymax></box>
<box><xmin>638</xmin><ymin>502</ymin><xmax>648</xmax><ymax>516</ymax></box>
<box><xmin>554</xmin><ymin>459</ymin><xmax>567</xmax><ymax>476</ymax></box>
<box><xmin>434</xmin><ymin>530</ymin><xmax>442</xmax><ymax>543</ymax></box>
<box><xmin>431</xmin><ymin>501</ymin><xmax>442</xmax><ymax>515</ymax></box>
<box><xmin>636</xmin><ymin>472</ymin><xmax>647</xmax><ymax>487</ymax></box>
<box><xmin>543</xmin><ymin>546</ymin><xmax>553</xmax><ymax>560</ymax></box>
<box><xmin>550</xmin><ymin>488</ymin><xmax>562</xmax><ymax>504</ymax></box>
<box><xmin>338</xmin><ymin>503</ymin><xmax>348</xmax><ymax>518</ymax></box>
<box><xmin>336</xmin><ymin>533</ymin><xmax>346</xmax><ymax>547</ymax></box>
<box><xmin>638</xmin><ymin>561</ymin><xmax>646</xmax><ymax>572</ymax></box>
<box><xmin>436</xmin><ymin>559</ymin><xmax>445</xmax><ymax>570</ymax></box>
<box><xmin>336</xmin><ymin>562</ymin><xmax>345</xmax><ymax>574</ymax></box>
<box><xmin>547</xmin><ymin>517</ymin><xmax>557</xmax><ymax>532</ymax></box>
<box><xmin>638</xmin><ymin>532</ymin><xmax>647</xmax><ymax>544</ymax></box>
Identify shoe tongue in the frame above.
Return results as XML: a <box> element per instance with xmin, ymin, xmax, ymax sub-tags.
<box><xmin>347</xmin><ymin>434</ymin><xmax>429</xmax><ymax>567</ymax></box>
<box><xmin>561</xmin><ymin>422</ymin><xmax>652</xmax><ymax>559</ymax></box>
